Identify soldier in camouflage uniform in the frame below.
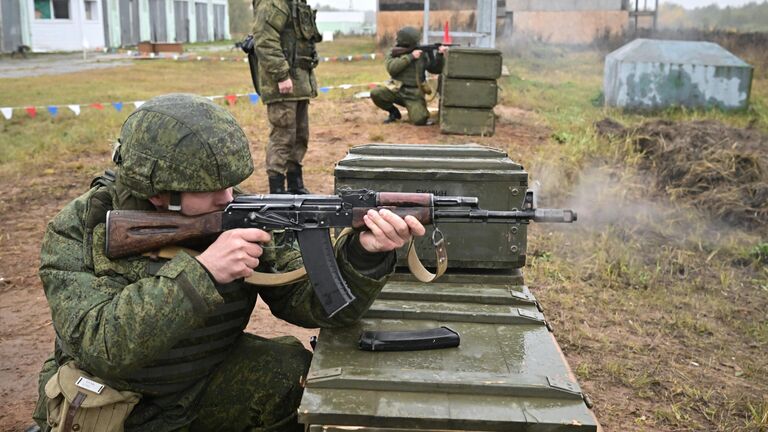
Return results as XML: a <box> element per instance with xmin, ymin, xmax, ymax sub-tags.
<box><xmin>251</xmin><ymin>0</ymin><xmax>322</xmax><ymax>194</ymax></box>
<box><xmin>370</xmin><ymin>26</ymin><xmax>447</xmax><ymax>126</ymax></box>
<box><xmin>32</xmin><ymin>94</ymin><xmax>425</xmax><ymax>431</ymax></box>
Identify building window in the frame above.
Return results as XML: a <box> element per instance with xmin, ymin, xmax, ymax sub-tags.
<box><xmin>35</xmin><ymin>0</ymin><xmax>70</xmax><ymax>19</ymax></box>
<box><xmin>85</xmin><ymin>0</ymin><xmax>98</xmax><ymax>20</ymax></box>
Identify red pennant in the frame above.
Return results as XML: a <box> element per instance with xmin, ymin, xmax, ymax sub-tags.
<box><xmin>25</xmin><ymin>106</ymin><xmax>37</xmax><ymax>118</ymax></box>
<box><xmin>443</xmin><ymin>21</ymin><xmax>452</xmax><ymax>45</ymax></box>
<box><xmin>225</xmin><ymin>94</ymin><xmax>237</xmax><ymax>106</ymax></box>
<box><xmin>90</xmin><ymin>103</ymin><xmax>104</xmax><ymax>110</ymax></box>
<box><xmin>368</xmin><ymin>83</ymin><xmax>377</xmax><ymax>89</ymax></box>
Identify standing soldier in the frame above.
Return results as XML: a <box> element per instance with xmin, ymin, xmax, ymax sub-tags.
<box><xmin>370</xmin><ymin>26</ymin><xmax>448</xmax><ymax>126</ymax></box>
<box><xmin>251</xmin><ymin>0</ymin><xmax>322</xmax><ymax>194</ymax></box>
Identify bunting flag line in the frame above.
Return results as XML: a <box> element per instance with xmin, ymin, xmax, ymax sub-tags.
<box><xmin>129</xmin><ymin>52</ymin><xmax>378</xmax><ymax>64</ymax></box>
<box><xmin>0</xmin><ymin>76</ymin><xmax>435</xmax><ymax>122</ymax></box>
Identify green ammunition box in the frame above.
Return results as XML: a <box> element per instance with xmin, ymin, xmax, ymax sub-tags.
<box><xmin>299</xmin><ymin>144</ymin><xmax>599</xmax><ymax>432</ymax></box>
<box><xmin>439</xmin><ymin>106</ymin><xmax>496</xmax><ymax>136</ymax></box>
<box><xmin>443</xmin><ymin>47</ymin><xmax>503</xmax><ymax>80</ymax></box>
<box><xmin>334</xmin><ymin>143</ymin><xmax>528</xmax><ymax>269</ymax></box>
<box><xmin>441</xmin><ymin>78</ymin><xmax>498</xmax><ymax>108</ymax></box>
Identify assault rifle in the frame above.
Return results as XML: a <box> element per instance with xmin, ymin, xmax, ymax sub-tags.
<box><xmin>105</xmin><ymin>189</ymin><xmax>576</xmax><ymax>317</ymax></box>
<box><xmin>391</xmin><ymin>43</ymin><xmax>457</xmax><ymax>61</ymax></box>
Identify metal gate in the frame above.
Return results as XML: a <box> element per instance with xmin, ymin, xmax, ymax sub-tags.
<box><xmin>149</xmin><ymin>0</ymin><xmax>168</xmax><ymax>41</ymax></box>
<box><xmin>120</xmin><ymin>0</ymin><xmax>141</xmax><ymax>46</ymax></box>
<box><xmin>174</xmin><ymin>0</ymin><xmax>189</xmax><ymax>42</ymax></box>
<box><xmin>1</xmin><ymin>0</ymin><xmax>23</xmax><ymax>52</ymax></box>
<box><xmin>195</xmin><ymin>2</ymin><xmax>208</xmax><ymax>42</ymax></box>
<box><xmin>213</xmin><ymin>4</ymin><xmax>225</xmax><ymax>40</ymax></box>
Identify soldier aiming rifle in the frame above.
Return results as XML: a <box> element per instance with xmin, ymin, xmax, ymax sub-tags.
<box><xmin>370</xmin><ymin>26</ymin><xmax>455</xmax><ymax>125</ymax></box>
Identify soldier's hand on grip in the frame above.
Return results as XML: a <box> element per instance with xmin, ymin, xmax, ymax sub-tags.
<box><xmin>358</xmin><ymin>209</ymin><xmax>426</xmax><ymax>253</ymax></box>
<box><xmin>411</xmin><ymin>50</ymin><xmax>423</xmax><ymax>59</ymax></box>
<box><xmin>196</xmin><ymin>228</ymin><xmax>271</xmax><ymax>283</ymax></box>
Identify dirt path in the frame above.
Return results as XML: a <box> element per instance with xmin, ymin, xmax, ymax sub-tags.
<box><xmin>0</xmin><ymin>99</ymin><xmax>548</xmax><ymax>431</ymax></box>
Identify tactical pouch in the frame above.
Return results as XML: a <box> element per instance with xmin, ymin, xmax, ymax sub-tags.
<box><xmin>296</xmin><ymin>3</ymin><xmax>322</xmax><ymax>43</ymax></box>
<box><xmin>45</xmin><ymin>362</ymin><xmax>141</xmax><ymax>432</ymax></box>
<box><xmin>385</xmin><ymin>79</ymin><xmax>403</xmax><ymax>92</ymax></box>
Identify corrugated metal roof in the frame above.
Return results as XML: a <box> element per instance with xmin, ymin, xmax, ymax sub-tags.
<box><xmin>608</xmin><ymin>38</ymin><xmax>751</xmax><ymax>68</ymax></box>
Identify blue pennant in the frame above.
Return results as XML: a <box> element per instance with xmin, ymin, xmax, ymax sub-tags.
<box><xmin>248</xmin><ymin>93</ymin><xmax>260</xmax><ymax>104</ymax></box>
<box><xmin>112</xmin><ymin>102</ymin><xmax>123</xmax><ymax>112</ymax></box>
<box><xmin>47</xmin><ymin>106</ymin><xmax>58</xmax><ymax>117</ymax></box>
<box><xmin>319</xmin><ymin>87</ymin><xmax>330</xmax><ymax>93</ymax></box>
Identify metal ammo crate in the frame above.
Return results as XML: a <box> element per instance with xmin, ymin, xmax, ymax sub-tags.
<box><xmin>334</xmin><ymin>143</ymin><xmax>528</xmax><ymax>269</ymax></box>
<box><xmin>298</xmin><ymin>143</ymin><xmax>599</xmax><ymax>432</ymax></box>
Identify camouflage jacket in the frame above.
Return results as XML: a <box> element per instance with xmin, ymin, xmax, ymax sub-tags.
<box><xmin>385</xmin><ymin>51</ymin><xmax>445</xmax><ymax>91</ymax></box>
<box><xmin>35</xmin><ymin>179</ymin><xmax>394</xmax><ymax>431</ymax></box>
<box><xmin>252</xmin><ymin>0</ymin><xmax>321</xmax><ymax>104</ymax></box>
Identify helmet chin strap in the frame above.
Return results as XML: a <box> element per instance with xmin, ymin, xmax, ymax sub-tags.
<box><xmin>168</xmin><ymin>192</ymin><xmax>182</xmax><ymax>212</ymax></box>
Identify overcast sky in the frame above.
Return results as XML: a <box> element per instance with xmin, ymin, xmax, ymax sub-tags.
<box><xmin>309</xmin><ymin>0</ymin><xmax>765</xmax><ymax>11</ymax></box>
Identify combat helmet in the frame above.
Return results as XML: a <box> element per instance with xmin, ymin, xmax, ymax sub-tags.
<box><xmin>396</xmin><ymin>26</ymin><xmax>420</xmax><ymax>48</ymax></box>
<box><xmin>114</xmin><ymin>93</ymin><xmax>254</xmax><ymax>207</ymax></box>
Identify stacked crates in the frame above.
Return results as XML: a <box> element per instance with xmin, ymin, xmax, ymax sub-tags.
<box><xmin>439</xmin><ymin>48</ymin><xmax>503</xmax><ymax>136</ymax></box>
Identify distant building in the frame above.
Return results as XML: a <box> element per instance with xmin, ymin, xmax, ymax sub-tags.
<box><xmin>376</xmin><ymin>0</ymin><xmax>656</xmax><ymax>46</ymax></box>
<box><xmin>0</xmin><ymin>0</ymin><xmax>230</xmax><ymax>53</ymax></box>
<box><xmin>316</xmin><ymin>10</ymin><xmax>374</xmax><ymax>35</ymax></box>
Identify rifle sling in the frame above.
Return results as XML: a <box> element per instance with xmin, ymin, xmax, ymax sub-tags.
<box><xmin>142</xmin><ymin>228</ymin><xmax>447</xmax><ymax>286</ymax></box>
<box><xmin>406</xmin><ymin>235</ymin><xmax>447</xmax><ymax>283</ymax></box>
<box><xmin>144</xmin><ymin>246</ymin><xmax>308</xmax><ymax>286</ymax></box>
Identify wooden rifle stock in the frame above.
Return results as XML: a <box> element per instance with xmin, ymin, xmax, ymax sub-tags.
<box><xmin>105</xmin><ymin>210</ymin><xmax>223</xmax><ymax>259</ymax></box>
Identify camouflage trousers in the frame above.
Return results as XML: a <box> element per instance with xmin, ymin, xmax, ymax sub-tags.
<box><xmin>370</xmin><ymin>85</ymin><xmax>430</xmax><ymax>125</ymax></box>
<box><xmin>266</xmin><ymin>100</ymin><xmax>309</xmax><ymax>176</ymax></box>
<box><xmin>34</xmin><ymin>334</ymin><xmax>312</xmax><ymax>432</ymax></box>
<box><xmin>176</xmin><ymin>333</ymin><xmax>312</xmax><ymax>431</ymax></box>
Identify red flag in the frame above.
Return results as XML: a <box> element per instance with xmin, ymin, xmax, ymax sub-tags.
<box><xmin>90</xmin><ymin>103</ymin><xmax>105</xmax><ymax>110</ymax></box>
<box><xmin>25</xmin><ymin>106</ymin><xmax>37</xmax><ymax>118</ymax></box>
<box><xmin>225</xmin><ymin>94</ymin><xmax>237</xmax><ymax>106</ymax></box>
<box><xmin>368</xmin><ymin>83</ymin><xmax>377</xmax><ymax>89</ymax></box>
<box><xmin>443</xmin><ymin>21</ymin><xmax>452</xmax><ymax>45</ymax></box>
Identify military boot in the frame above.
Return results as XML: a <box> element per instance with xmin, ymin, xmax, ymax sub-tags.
<box><xmin>383</xmin><ymin>107</ymin><xmax>402</xmax><ymax>124</ymax></box>
<box><xmin>287</xmin><ymin>166</ymin><xmax>310</xmax><ymax>194</ymax></box>
<box><xmin>268</xmin><ymin>174</ymin><xmax>287</xmax><ymax>194</ymax></box>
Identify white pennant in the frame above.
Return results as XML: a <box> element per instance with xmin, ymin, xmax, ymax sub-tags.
<box><xmin>339</xmin><ymin>84</ymin><xmax>352</xmax><ymax>90</ymax></box>
<box><xmin>68</xmin><ymin>105</ymin><xmax>81</xmax><ymax>115</ymax></box>
<box><xmin>1</xmin><ymin>107</ymin><xmax>12</xmax><ymax>120</ymax></box>
<box><xmin>133</xmin><ymin>101</ymin><xmax>145</xmax><ymax>109</ymax></box>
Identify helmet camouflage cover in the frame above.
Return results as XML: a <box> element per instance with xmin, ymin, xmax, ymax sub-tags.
<box><xmin>116</xmin><ymin>93</ymin><xmax>254</xmax><ymax>198</ymax></box>
<box><xmin>396</xmin><ymin>26</ymin><xmax>420</xmax><ymax>48</ymax></box>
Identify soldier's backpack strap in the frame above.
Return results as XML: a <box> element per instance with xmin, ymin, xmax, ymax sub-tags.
<box><xmin>406</xmin><ymin>228</ymin><xmax>448</xmax><ymax>283</ymax></box>
<box><xmin>90</xmin><ymin>169</ymin><xmax>116</xmax><ymax>189</ymax></box>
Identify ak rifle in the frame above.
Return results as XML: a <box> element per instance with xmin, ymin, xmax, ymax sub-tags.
<box><xmin>105</xmin><ymin>189</ymin><xmax>576</xmax><ymax>317</ymax></box>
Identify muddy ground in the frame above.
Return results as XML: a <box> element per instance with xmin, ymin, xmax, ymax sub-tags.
<box><xmin>0</xmin><ymin>99</ymin><xmax>550</xmax><ymax>431</ymax></box>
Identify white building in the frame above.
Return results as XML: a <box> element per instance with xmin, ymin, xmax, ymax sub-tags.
<box><xmin>0</xmin><ymin>0</ymin><xmax>230</xmax><ymax>52</ymax></box>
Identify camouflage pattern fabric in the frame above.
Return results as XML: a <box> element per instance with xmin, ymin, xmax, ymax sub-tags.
<box><xmin>33</xmin><ymin>179</ymin><xmax>395</xmax><ymax>431</ymax></box>
<box><xmin>185</xmin><ymin>334</ymin><xmax>311</xmax><ymax>431</ymax></box>
<box><xmin>117</xmin><ymin>94</ymin><xmax>254</xmax><ymax>199</ymax></box>
<box><xmin>370</xmin><ymin>50</ymin><xmax>444</xmax><ymax>125</ymax></box>
<box><xmin>252</xmin><ymin>0</ymin><xmax>320</xmax><ymax>105</ymax></box>
<box><xmin>370</xmin><ymin>85</ymin><xmax>431</xmax><ymax>126</ymax></box>
<box><xmin>266</xmin><ymin>100</ymin><xmax>309</xmax><ymax>176</ymax></box>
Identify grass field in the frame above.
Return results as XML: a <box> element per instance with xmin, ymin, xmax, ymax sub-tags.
<box><xmin>0</xmin><ymin>35</ymin><xmax>766</xmax><ymax>431</ymax></box>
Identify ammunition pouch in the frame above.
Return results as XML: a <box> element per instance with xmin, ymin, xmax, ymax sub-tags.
<box><xmin>45</xmin><ymin>362</ymin><xmax>141</xmax><ymax>432</ymax></box>
<box><xmin>294</xmin><ymin>54</ymin><xmax>319</xmax><ymax>70</ymax></box>
<box><xmin>385</xmin><ymin>79</ymin><xmax>403</xmax><ymax>92</ymax></box>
